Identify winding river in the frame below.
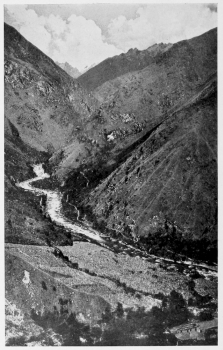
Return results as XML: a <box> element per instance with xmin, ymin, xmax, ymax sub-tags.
<box><xmin>17</xmin><ymin>164</ymin><xmax>217</xmax><ymax>277</ymax></box>
<box><xmin>17</xmin><ymin>164</ymin><xmax>104</xmax><ymax>242</ymax></box>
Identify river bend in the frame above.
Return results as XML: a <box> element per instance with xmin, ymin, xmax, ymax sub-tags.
<box><xmin>17</xmin><ymin>164</ymin><xmax>217</xmax><ymax>277</ymax></box>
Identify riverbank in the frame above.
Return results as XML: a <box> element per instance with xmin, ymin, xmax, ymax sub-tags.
<box><xmin>5</xmin><ymin>163</ymin><xmax>217</xmax><ymax>346</ymax></box>
<box><xmin>30</xmin><ymin>164</ymin><xmax>218</xmax><ymax>273</ymax></box>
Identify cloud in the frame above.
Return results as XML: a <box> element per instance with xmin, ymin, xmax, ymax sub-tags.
<box><xmin>5</xmin><ymin>4</ymin><xmax>217</xmax><ymax>70</ymax></box>
<box><xmin>5</xmin><ymin>5</ymin><xmax>123</xmax><ymax>71</ymax></box>
<box><xmin>5</xmin><ymin>5</ymin><xmax>51</xmax><ymax>56</ymax></box>
<box><xmin>107</xmin><ymin>4</ymin><xmax>217</xmax><ymax>52</ymax></box>
<box><xmin>50</xmin><ymin>14</ymin><xmax>122</xmax><ymax>70</ymax></box>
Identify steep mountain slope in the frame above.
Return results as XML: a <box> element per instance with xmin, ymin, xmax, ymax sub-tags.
<box><xmin>92</xmin><ymin>28</ymin><xmax>217</xmax><ymax>125</ymax></box>
<box><xmin>4</xmin><ymin>22</ymin><xmax>94</xmax><ymax>246</ymax></box>
<box><xmin>55</xmin><ymin>61</ymin><xmax>81</xmax><ymax>78</ymax></box>
<box><xmin>4</xmin><ymin>23</ymin><xmax>169</xmax><ymax>181</ymax></box>
<box><xmin>81</xmin><ymin>74</ymin><xmax>217</xmax><ymax>260</ymax></box>
<box><xmin>5</xmin><ymin>23</ymin><xmax>217</xmax><ymax>251</ymax></box>
<box><xmin>77</xmin><ymin>43</ymin><xmax>172</xmax><ymax>91</ymax></box>
<box><xmin>61</xmin><ymin>28</ymin><xmax>216</xmax><ymax>189</ymax></box>
<box><xmin>4</xmin><ymin>22</ymin><xmax>94</xmax><ymax>248</ymax></box>
<box><xmin>78</xmin><ymin>28</ymin><xmax>216</xmax><ymax>94</ymax></box>
<box><xmin>4</xmin><ymin>23</ymin><xmax>98</xmax><ymax>155</ymax></box>
<box><xmin>4</xmin><ymin>115</ymin><xmax>74</xmax><ymax>246</ymax></box>
<box><xmin>6</xmin><ymin>26</ymin><xmax>214</xmax><ymax>183</ymax></box>
<box><xmin>4</xmin><ymin>23</ymin><xmax>218</xmax><ymax>346</ymax></box>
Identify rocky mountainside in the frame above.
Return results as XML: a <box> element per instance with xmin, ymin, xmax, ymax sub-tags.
<box><xmin>4</xmin><ymin>23</ymin><xmax>98</xmax><ymax>155</ymax></box>
<box><xmin>77</xmin><ymin>43</ymin><xmax>173</xmax><ymax>91</ymax></box>
<box><xmin>81</xmin><ymin>73</ymin><xmax>217</xmax><ymax>262</ymax></box>
<box><xmin>4</xmin><ymin>111</ymin><xmax>75</xmax><ymax>248</ymax></box>
<box><xmin>55</xmin><ymin>61</ymin><xmax>81</xmax><ymax>79</ymax></box>
<box><xmin>92</xmin><ymin>28</ymin><xmax>217</xmax><ymax>134</ymax></box>
<box><xmin>77</xmin><ymin>28</ymin><xmax>216</xmax><ymax>95</ymax></box>
<box><xmin>4</xmin><ymin>22</ymin><xmax>97</xmax><ymax>254</ymax></box>
<box><xmin>54</xmin><ymin>28</ymin><xmax>217</xmax><ymax>182</ymax></box>
<box><xmin>4</xmin><ymin>22</ymin><xmax>217</xmax><ymax>346</ymax></box>
<box><xmin>6</xmin><ymin>25</ymin><xmax>215</xmax><ymax>185</ymax></box>
<box><xmin>4</xmin><ymin>22</ymin><xmax>217</xmax><ymax>264</ymax></box>
<box><xmin>4</xmin><ymin>23</ymin><xmax>170</xmax><ymax>181</ymax></box>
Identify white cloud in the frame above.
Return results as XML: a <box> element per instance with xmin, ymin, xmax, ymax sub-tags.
<box><xmin>46</xmin><ymin>14</ymin><xmax>67</xmax><ymax>36</ymax></box>
<box><xmin>4</xmin><ymin>4</ymin><xmax>217</xmax><ymax>71</ymax></box>
<box><xmin>51</xmin><ymin>14</ymin><xmax>122</xmax><ymax>70</ymax></box>
<box><xmin>5</xmin><ymin>5</ymin><xmax>51</xmax><ymax>56</ymax></box>
<box><xmin>107</xmin><ymin>4</ymin><xmax>217</xmax><ymax>52</ymax></box>
<box><xmin>5</xmin><ymin>5</ymin><xmax>123</xmax><ymax>71</ymax></box>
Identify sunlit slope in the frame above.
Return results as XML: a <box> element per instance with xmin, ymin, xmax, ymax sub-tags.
<box><xmin>83</xmin><ymin>74</ymin><xmax>217</xmax><ymax>246</ymax></box>
<box><xmin>4</xmin><ymin>23</ymin><xmax>98</xmax><ymax>154</ymax></box>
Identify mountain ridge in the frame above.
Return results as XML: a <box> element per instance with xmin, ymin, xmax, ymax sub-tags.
<box><xmin>79</xmin><ymin>73</ymin><xmax>217</xmax><ymax>261</ymax></box>
<box><xmin>77</xmin><ymin>28</ymin><xmax>216</xmax><ymax>92</ymax></box>
<box><xmin>4</xmin><ymin>22</ymin><xmax>218</xmax><ymax>345</ymax></box>
<box><xmin>55</xmin><ymin>61</ymin><xmax>81</xmax><ymax>79</ymax></box>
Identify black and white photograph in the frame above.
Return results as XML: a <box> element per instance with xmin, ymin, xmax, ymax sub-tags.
<box><xmin>4</xmin><ymin>1</ymin><xmax>218</xmax><ymax>346</ymax></box>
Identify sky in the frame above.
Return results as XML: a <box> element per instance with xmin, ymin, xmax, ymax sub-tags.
<box><xmin>4</xmin><ymin>3</ymin><xmax>218</xmax><ymax>72</ymax></box>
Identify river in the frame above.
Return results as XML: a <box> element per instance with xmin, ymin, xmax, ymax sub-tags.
<box><xmin>17</xmin><ymin>164</ymin><xmax>217</xmax><ymax>277</ymax></box>
<box><xmin>17</xmin><ymin>164</ymin><xmax>104</xmax><ymax>242</ymax></box>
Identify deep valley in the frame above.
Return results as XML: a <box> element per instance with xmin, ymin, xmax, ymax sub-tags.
<box><xmin>4</xmin><ymin>22</ymin><xmax>217</xmax><ymax>346</ymax></box>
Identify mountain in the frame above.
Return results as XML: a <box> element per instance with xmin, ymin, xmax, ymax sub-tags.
<box><xmin>4</xmin><ymin>23</ymin><xmax>99</xmax><ymax>155</ymax></box>
<box><xmin>78</xmin><ymin>28</ymin><xmax>216</xmax><ymax>94</ymax></box>
<box><xmin>63</xmin><ymin>29</ymin><xmax>217</xmax><ymax>262</ymax></box>
<box><xmin>77</xmin><ymin>43</ymin><xmax>172</xmax><ymax>91</ymax></box>
<box><xmin>81</xmin><ymin>73</ymin><xmax>217</xmax><ymax>261</ymax></box>
<box><xmin>81</xmin><ymin>63</ymin><xmax>96</xmax><ymax>74</ymax></box>
<box><xmin>93</xmin><ymin>28</ymin><xmax>217</xmax><ymax>105</ymax></box>
<box><xmin>6</xmin><ymin>25</ymin><xmax>215</xmax><ymax>186</ymax></box>
<box><xmin>55</xmin><ymin>61</ymin><xmax>81</xmax><ymax>78</ymax></box>
<box><xmin>53</xmin><ymin>29</ymin><xmax>217</xmax><ymax>182</ymax></box>
<box><xmin>63</xmin><ymin>28</ymin><xmax>217</xmax><ymax>185</ymax></box>
<box><xmin>4</xmin><ymin>22</ymin><xmax>217</xmax><ymax>345</ymax></box>
<box><xmin>5</xmin><ymin>22</ymin><xmax>217</xmax><ymax>255</ymax></box>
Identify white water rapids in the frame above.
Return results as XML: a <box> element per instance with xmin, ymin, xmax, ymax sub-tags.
<box><xmin>17</xmin><ymin>164</ymin><xmax>104</xmax><ymax>242</ymax></box>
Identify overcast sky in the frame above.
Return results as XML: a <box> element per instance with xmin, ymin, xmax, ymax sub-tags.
<box><xmin>4</xmin><ymin>3</ymin><xmax>217</xmax><ymax>72</ymax></box>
